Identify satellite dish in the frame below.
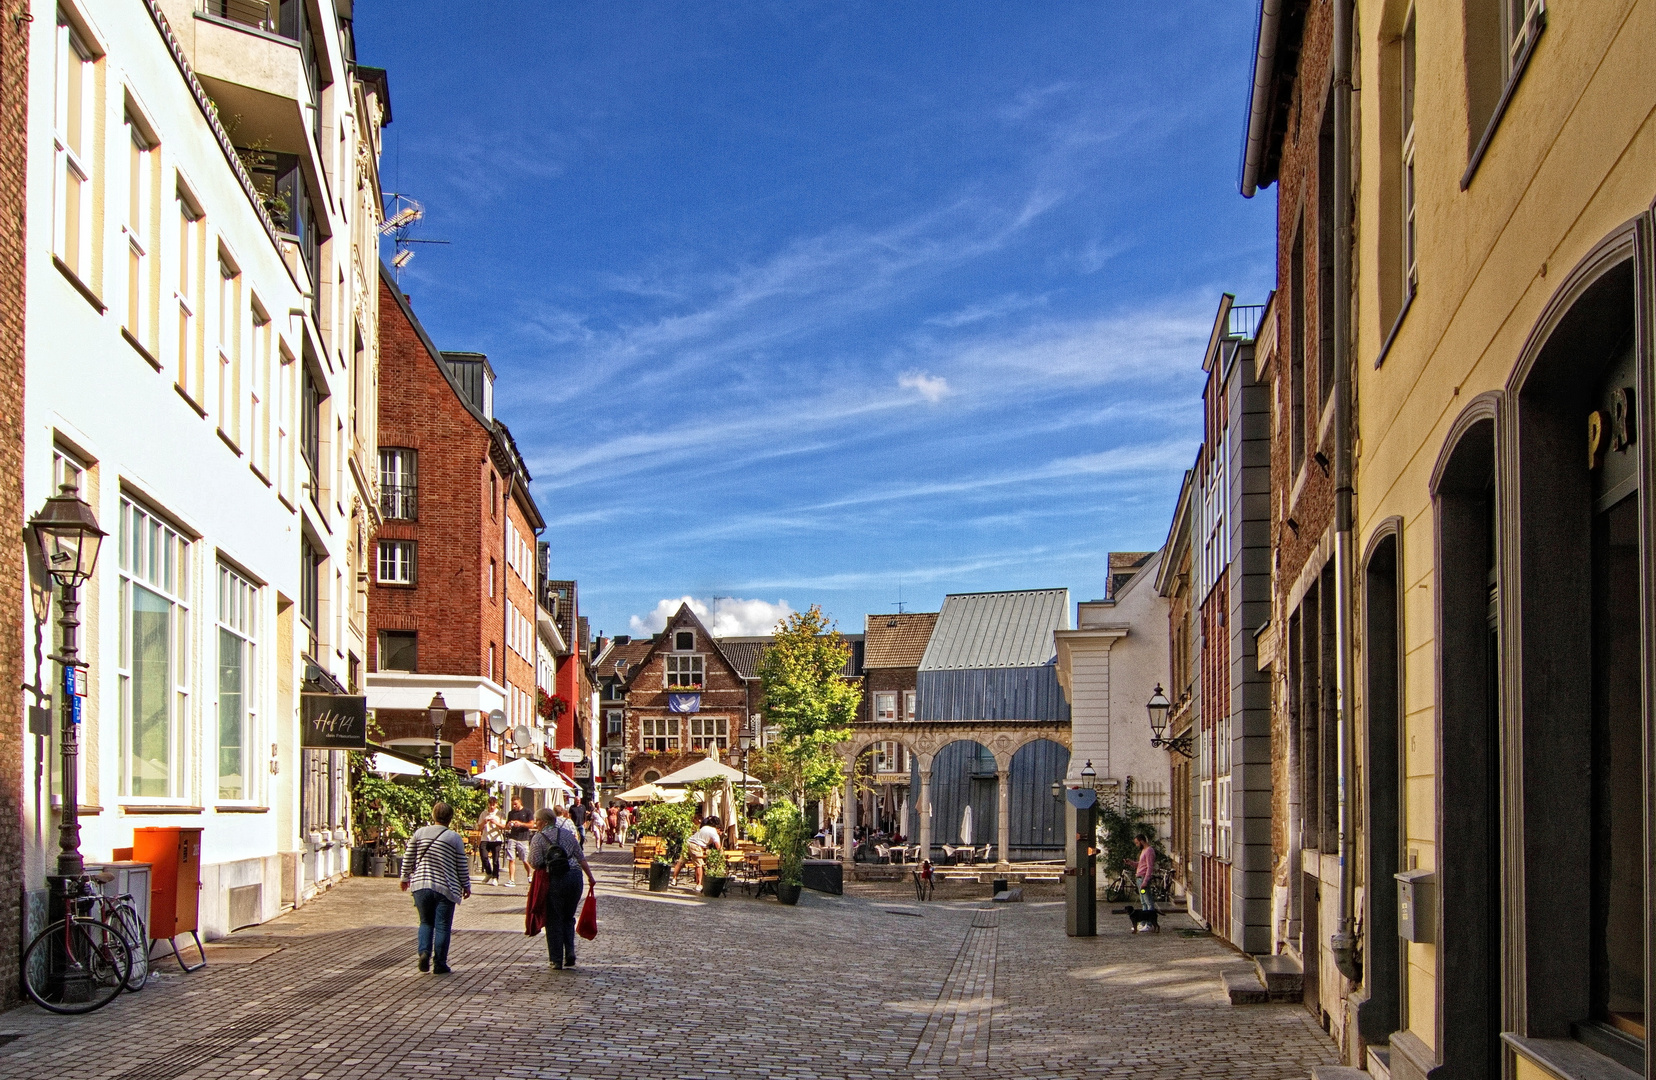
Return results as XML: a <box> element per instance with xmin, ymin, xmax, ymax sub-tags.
<box><xmin>488</xmin><ymin>709</ymin><xmax>509</xmax><ymax>735</ymax></box>
<box><xmin>512</xmin><ymin>725</ymin><xmax>532</xmax><ymax>749</ymax></box>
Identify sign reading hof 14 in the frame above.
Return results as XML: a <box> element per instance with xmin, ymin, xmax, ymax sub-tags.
<box><xmin>301</xmin><ymin>693</ymin><xmax>369</xmax><ymax>749</ymax></box>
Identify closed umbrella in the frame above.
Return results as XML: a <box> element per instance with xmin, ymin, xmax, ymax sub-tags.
<box><xmin>960</xmin><ymin>804</ymin><xmax>974</xmax><ymax>846</ymax></box>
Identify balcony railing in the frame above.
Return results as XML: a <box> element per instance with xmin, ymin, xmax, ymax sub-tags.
<box><xmin>202</xmin><ymin>0</ymin><xmax>274</xmax><ymax>33</ymax></box>
<box><xmin>380</xmin><ymin>482</ymin><xmax>417</xmax><ymax>520</ymax></box>
<box><xmin>1226</xmin><ymin>304</ymin><xmax>1266</xmax><ymax>342</ymax></box>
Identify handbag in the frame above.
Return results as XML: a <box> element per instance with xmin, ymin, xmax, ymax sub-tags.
<box><xmin>576</xmin><ymin>893</ymin><xmax>598</xmax><ymax>940</ymax></box>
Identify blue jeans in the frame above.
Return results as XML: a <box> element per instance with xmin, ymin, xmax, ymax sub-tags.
<box><xmin>1136</xmin><ymin>875</ymin><xmax>1154</xmax><ymax>911</ymax></box>
<box><xmin>413</xmin><ymin>889</ymin><xmax>455</xmax><ymax>967</ymax></box>
<box><xmin>543</xmin><ymin>868</ymin><xmax>585</xmax><ymax>964</ymax></box>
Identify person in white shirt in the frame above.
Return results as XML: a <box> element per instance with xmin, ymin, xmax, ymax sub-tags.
<box><xmin>674</xmin><ymin>816</ymin><xmax>724</xmax><ymax>887</ymax></box>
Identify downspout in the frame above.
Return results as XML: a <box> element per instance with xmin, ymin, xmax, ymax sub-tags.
<box><xmin>1330</xmin><ymin>0</ymin><xmax>1362</xmax><ymax>983</ymax></box>
<box><xmin>1240</xmin><ymin>0</ymin><xmax>1285</xmax><ymax>197</ymax></box>
<box><xmin>501</xmin><ymin>461</ymin><xmax>516</xmax><ymax>758</ymax></box>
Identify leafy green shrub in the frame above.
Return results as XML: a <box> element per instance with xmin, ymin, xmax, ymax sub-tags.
<box><xmin>705</xmin><ymin>848</ymin><xmax>728</xmax><ymax>877</ymax></box>
<box><xmin>1094</xmin><ymin>781</ymin><xmax>1167</xmax><ymax>899</ymax></box>
<box><xmin>762</xmin><ymin>800</ymin><xmax>809</xmax><ymax>886</ymax></box>
<box><xmin>634</xmin><ymin>801</ymin><xmax>697</xmax><ymax>860</ymax></box>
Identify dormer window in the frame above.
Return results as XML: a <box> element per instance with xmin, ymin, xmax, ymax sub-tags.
<box><xmin>674</xmin><ymin>630</ymin><xmax>695</xmax><ymax>651</ymax></box>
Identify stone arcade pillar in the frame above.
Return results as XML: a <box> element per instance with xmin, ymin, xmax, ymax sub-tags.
<box><xmin>918</xmin><ymin>765</ymin><xmax>933</xmax><ymax>864</ymax></box>
<box><xmin>996</xmin><ymin>767</ymin><xmax>1011</xmax><ymax>868</ymax></box>
<box><xmin>843</xmin><ymin>771</ymin><xmax>858</xmax><ymax>870</ymax></box>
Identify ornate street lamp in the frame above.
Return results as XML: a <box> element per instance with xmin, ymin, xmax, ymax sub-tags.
<box><xmin>428</xmin><ymin>692</ymin><xmax>449</xmax><ymax>769</ymax></box>
<box><xmin>1146</xmin><ymin>683</ymin><xmax>1193</xmax><ymax>758</ymax></box>
<box><xmin>1080</xmin><ymin>759</ymin><xmax>1096</xmax><ymax>784</ymax></box>
<box><xmin>29</xmin><ymin>483</ymin><xmax>106</xmax><ymax>885</ymax></box>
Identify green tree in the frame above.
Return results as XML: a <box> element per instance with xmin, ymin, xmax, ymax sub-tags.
<box><xmin>762</xmin><ymin>799</ymin><xmax>809</xmax><ymax>886</ymax></box>
<box><xmin>756</xmin><ymin>605</ymin><xmax>859</xmax><ymax>804</ymax></box>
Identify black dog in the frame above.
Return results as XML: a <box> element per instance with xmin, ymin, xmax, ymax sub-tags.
<box><xmin>1117</xmin><ymin>906</ymin><xmax>1160</xmax><ymax>933</ymax></box>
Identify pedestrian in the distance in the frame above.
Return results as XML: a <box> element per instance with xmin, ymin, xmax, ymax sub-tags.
<box><xmin>569</xmin><ymin>796</ymin><xmax>590</xmax><ymax>849</ymax></box>
<box><xmin>530</xmin><ymin>805</ymin><xmax>595</xmax><ymax>970</ymax></box>
<box><xmin>1130</xmin><ymin>834</ymin><xmax>1156</xmax><ymax>927</ymax></box>
<box><xmin>607</xmin><ymin>803</ymin><xmax>621</xmax><ymax>846</ymax></box>
<box><xmin>503</xmin><ymin>796</ymin><xmax>533</xmax><ymax>886</ymax></box>
<box><xmin>477</xmin><ymin>796</ymin><xmax>505</xmax><ymax>886</ymax></box>
<box><xmin>616</xmin><ymin>804</ymin><xmax>632</xmax><ymax>845</ymax></box>
<box><xmin>401</xmin><ymin>801</ymin><xmax>471</xmax><ymax>972</ymax></box>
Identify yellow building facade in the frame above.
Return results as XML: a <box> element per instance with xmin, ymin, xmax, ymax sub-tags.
<box><xmin>1350</xmin><ymin>2</ymin><xmax>1655</xmax><ymax>1079</ymax></box>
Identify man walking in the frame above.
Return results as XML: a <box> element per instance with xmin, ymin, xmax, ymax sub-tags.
<box><xmin>569</xmin><ymin>796</ymin><xmax>589</xmax><ymax>849</ymax></box>
<box><xmin>478</xmin><ymin>796</ymin><xmax>505</xmax><ymax>886</ymax></box>
<box><xmin>401</xmin><ymin>801</ymin><xmax>471</xmax><ymax>972</ymax></box>
<box><xmin>503</xmin><ymin>796</ymin><xmax>534</xmax><ymax>886</ymax></box>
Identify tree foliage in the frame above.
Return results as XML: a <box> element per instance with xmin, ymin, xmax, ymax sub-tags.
<box><xmin>1094</xmin><ymin>779</ymin><xmax>1167</xmax><ymax>894</ymax></box>
<box><xmin>633</xmin><ymin>801</ymin><xmax>697</xmax><ymax>860</ymax></box>
<box><xmin>349</xmin><ymin>752</ymin><xmax>488</xmax><ymax>847</ymax></box>
<box><xmin>756</xmin><ymin>605</ymin><xmax>859</xmax><ymax>804</ymax></box>
<box><xmin>761</xmin><ymin>799</ymin><xmax>809</xmax><ymax>886</ymax></box>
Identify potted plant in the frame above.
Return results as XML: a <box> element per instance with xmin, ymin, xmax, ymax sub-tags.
<box><xmin>702</xmin><ymin>848</ymin><xmax>729</xmax><ymax>897</ymax></box>
<box><xmin>763</xmin><ymin>800</ymin><xmax>808</xmax><ymax>905</ymax></box>
<box><xmin>649</xmin><ymin>855</ymin><xmax>672</xmax><ymax>891</ymax></box>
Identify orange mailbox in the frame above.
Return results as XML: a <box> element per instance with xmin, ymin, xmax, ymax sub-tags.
<box><xmin>132</xmin><ymin>826</ymin><xmax>206</xmax><ymax>971</ymax></box>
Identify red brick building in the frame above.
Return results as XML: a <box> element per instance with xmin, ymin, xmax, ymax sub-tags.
<box><xmin>366</xmin><ymin>264</ymin><xmax>546</xmax><ymax>774</ymax></box>
<box><xmin>0</xmin><ymin>1</ymin><xmax>28</xmax><ymax>1008</ymax></box>
<box><xmin>619</xmin><ymin>606</ymin><xmax>758</xmax><ymax>786</ymax></box>
<box><xmin>849</xmin><ymin>612</ymin><xmax>937</xmax><ymax>831</ymax></box>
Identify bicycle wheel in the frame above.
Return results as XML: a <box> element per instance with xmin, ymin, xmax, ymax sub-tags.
<box><xmin>22</xmin><ymin>919</ymin><xmax>132</xmax><ymax>1014</ymax></box>
<box><xmin>112</xmin><ymin>902</ymin><xmax>150</xmax><ymax>991</ymax></box>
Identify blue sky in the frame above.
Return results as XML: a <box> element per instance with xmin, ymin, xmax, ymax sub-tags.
<box><xmin>356</xmin><ymin>2</ymin><xmax>1276</xmax><ymax>639</ymax></box>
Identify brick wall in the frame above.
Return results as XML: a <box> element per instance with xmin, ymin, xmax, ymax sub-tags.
<box><xmin>624</xmin><ymin>612</ymin><xmax>753</xmax><ymax>783</ymax></box>
<box><xmin>0</xmin><ymin>7</ymin><xmax>28</xmax><ymax>1009</ymax></box>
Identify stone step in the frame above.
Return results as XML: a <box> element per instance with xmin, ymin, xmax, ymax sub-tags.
<box><xmin>1255</xmin><ymin>952</ymin><xmax>1305</xmax><ymax>1001</ymax></box>
<box><xmin>1310</xmin><ymin>1068</ymin><xmax>1370</xmax><ymax>1080</ymax></box>
<box><xmin>1367</xmin><ymin>1045</ymin><xmax>1391</xmax><ymax>1079</ymax></box>
<box><xmin>1221</xmin><ymin>968</ymin><xmax>1269</xmax><ymax>1005</ymax></box>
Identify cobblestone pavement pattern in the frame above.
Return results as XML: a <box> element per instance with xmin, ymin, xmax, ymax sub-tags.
<box><xmin>0</xmin><ymin>852</ymin><xmax>1338</xmax><ymax>1080</ymax></box>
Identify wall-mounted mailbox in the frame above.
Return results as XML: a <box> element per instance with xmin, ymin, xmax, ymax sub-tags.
<box><xmin>1396</xmin><ymin>868</ymin><xmax>1435</xmax><ymax>943</ymax></box>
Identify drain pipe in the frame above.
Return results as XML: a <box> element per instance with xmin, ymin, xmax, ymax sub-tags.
<box><xmin>1330</xmin><ymin>0</ymin><xmax>1361</xmax><ymax>984</ymax></box>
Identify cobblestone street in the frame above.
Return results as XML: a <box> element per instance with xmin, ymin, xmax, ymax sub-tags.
<box><xmin>0</xmin><ymin>852</ymin><xmax>1337</xmax><ymax>1080</ymax></box>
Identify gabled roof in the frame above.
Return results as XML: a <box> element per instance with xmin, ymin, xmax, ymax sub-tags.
<box><xmin>617</xmin><ymin>605</ymin><xmax>756</xmax><ymax>690</ymax></box>
<box><xmin>592</xmin><ymin>636</ymin><xmax>655</xmax><ymax>682</ymax></box>
<box><xmin>918</xmin><ymin>589</ymin><xmax>1071</xmax><ymax>671</ymax></box>
<box><xmin>713</xmin><ymin>635</ymin><xmax>865</xmax><ymax>680</ymax></box>
<box><xmin>863</xmin><ymin>612</ymin><xmax>939</xmax><ymax>669</ymax></box>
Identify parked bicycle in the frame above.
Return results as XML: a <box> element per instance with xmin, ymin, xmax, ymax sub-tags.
<box><xmin>21</xmin><ymin>873</ymin><xmax>140</xmax><ymax>1014</ymax></box>
<box><xmin>78</xmin><ymin>874</ymin><xmax>150</xmax><ymax>991</ymax></box>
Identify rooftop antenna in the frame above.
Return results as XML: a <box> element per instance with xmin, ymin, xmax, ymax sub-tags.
<box><xmin>891</xmin><ymin>582</ymin><xmax>906</xmax><ymax>615</ymax></box>
<box><xmin>380</xmin><ymin>193</ymin><xmax>450</xmax><ymax>283</ymax></box>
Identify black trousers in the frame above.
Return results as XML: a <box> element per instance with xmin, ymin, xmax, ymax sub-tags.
<box><xmin>543</xmin><ymin>868</ymin><xmax>584</xmax><ymax>964</ymax></box>
<box><xmin>479</xmin><ymin>841</ymin><xmax>502</xmax><ymax>880</ymax></box>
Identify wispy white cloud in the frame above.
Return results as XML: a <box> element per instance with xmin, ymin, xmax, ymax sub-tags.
<box><xmin>629</xmin><ymin>596</ymin><xmax>794</xmax><ymax>637</ymax></box>
<box><xmin>898</xmin><ymin>370</ymin><xmax>950</xmax><ymax>403</ymax></box>
<box><xmin>925</xmin><ymin>293</ymin><xmax>1048</xmax><ymax>328</ymax></box>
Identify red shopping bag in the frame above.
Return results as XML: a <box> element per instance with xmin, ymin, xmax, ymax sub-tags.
<box><xmin>576</xmin><ymin>893</ymin><xmax>598</xmax><ymax>940</ymax></box>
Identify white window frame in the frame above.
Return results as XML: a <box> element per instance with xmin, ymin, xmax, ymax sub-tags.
<box><xmin>606</xmin><ymin>710</ymin><xmax>623</xmax><ymax>735</ymax></box>
<box><xmin>53</xmin><ymin>14</ymin><xmax>95</xmax><ymax>280</ymax></box>
<box><xmin>217</xmin><ymin>253</ymin><xmax>241</xmax><ymax>443</ymax></box>
<box><xmin>665</xmin><ymin>653</ymin><xmax>704</xmax><ymax>690</ymax></box>
<box><xmin>216</xmin><ymin>563</ymin><xmax>258</xmax><ymax>803</ymax></box>
<box><xmin>688</xmin><ymin>715</ymin><xmax>728</xmax><ymax>750</ymax></box>
<box><xmin>378</xmin><ymin>448</ymin><xmax>416</xmax><ymax>519</ymax></box>
<box><xmin>642</xmin><ymin>715</ymin><xmax>679</xmax><ymax>753</ymax></box>
<box><xmin>176</xmin><ymin>190</ymin><xmax>205</xmax><ymax>404</ymax></box>
<box><xmin>118</xmin><ymin>497</ymin><xmax>191</xmax><ymax>800</ymax></box>
<box><xmin>904</xmin><ymin>690</ymin><xmax>916</xmax><ymax>720</ymax></box>
<box><xmin>874</xmin><ymin>692</ymin><xmax>897</xmax><ymax>722</ymax></box>
<box><xmin>123</xmin><ymin>111</ymin><xmax>155</xmax><ymax>345</ymax></box>
<box><xmin>377</xmin><ymin>539</ymin><xmax>414</xmax><ymax>585</ymax></box>
<box><xmin>249</xmin><ymin>300</ymin><xmax>271</xmax><ymax>481</ymax></box>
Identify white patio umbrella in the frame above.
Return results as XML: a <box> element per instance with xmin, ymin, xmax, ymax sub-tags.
<box><xmin>652</xmin><ymin>757</ymin><xmax>750</xmax><ymax>786</ymax></box>
<box><xmin>475</xmin><ymin>757</ymin><xmax>576</xmax><ymax>792</ymax></box>
<box><xmin>618</xmin><ymin>782</ymin><xmax>687</xmax><ymax>804</ymax></box>
<box><xmin>369</xmin><ymin>752</ymin><xmax>425</xmax><ymax>777</ymax></box>
<box><xmin>960</xmin><ymin>804</ymin><xmax>974</xmax><ymax>846</ymax></box>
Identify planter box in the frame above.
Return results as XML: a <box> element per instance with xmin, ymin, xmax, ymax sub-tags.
<box><xmin>802</xmin><ymin>860</ymin><xmax>842</xmax><ymax>895</ymax></box>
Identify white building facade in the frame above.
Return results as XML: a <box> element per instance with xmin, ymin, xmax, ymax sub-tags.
<box><xmin>21</xmin><ymin>0</ymin><xmax>386</xmax><ymax>939</ymax></box>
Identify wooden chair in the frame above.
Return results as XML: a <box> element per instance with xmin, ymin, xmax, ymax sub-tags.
<box><xmin>747</xmin><ymin>853</ymin><xmax>781</xmax><ymax>897</ymax></box>
<box><xmin>631</xmin><ymin>839</ymin><xmax>661</xmax><ymax>887</ymax></box>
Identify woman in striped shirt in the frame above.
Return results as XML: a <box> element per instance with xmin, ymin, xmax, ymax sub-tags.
<box><xmin>400</xmin><ymin>801</ymin><xmax>472</xmax><ymax>973</ymax></box>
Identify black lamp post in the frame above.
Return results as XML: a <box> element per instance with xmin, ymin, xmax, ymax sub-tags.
<box><xmin>737</xmin><ymin>720</ymin><xmax>754</xmax><ymax>839</ymax></box>
<box><xmin>428</xmin><ymin>692</ymin><xmax>449</xmax><ymax>769</ymax></box>
<box><xmin>1146</xmin><ymin>683</ymin><xmax>1193</xmax><ymax>758</ymax></box>
<box><xmin>30</xmin><ymin>483</ymin><xmax>106</xmax><ymax>885</ymax></box>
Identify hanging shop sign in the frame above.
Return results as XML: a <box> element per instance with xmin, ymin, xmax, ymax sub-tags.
<box><xmin>301</xmin><ymin>693</ymin><xmax>369</xmax><ymax>749</ymax></box>
<box><xmin>668</xmin><ymin>693</ymin><xmax>701</xmax><ymax>714</ymax></box>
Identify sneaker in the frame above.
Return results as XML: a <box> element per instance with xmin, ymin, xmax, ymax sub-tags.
<box><xmin>418</xmin><ymin>953</ymin><xmax>430</xmax><ymax>971</ymax></box>
<box><xmin>433</xmin><ymin>963</ymin><xmax>452</xmax><ymax>974</ymax></box>
<box><xmin>551</xmin><ymin>961</ymin><xmax>563</xmax><ymax>971</ymax></box>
